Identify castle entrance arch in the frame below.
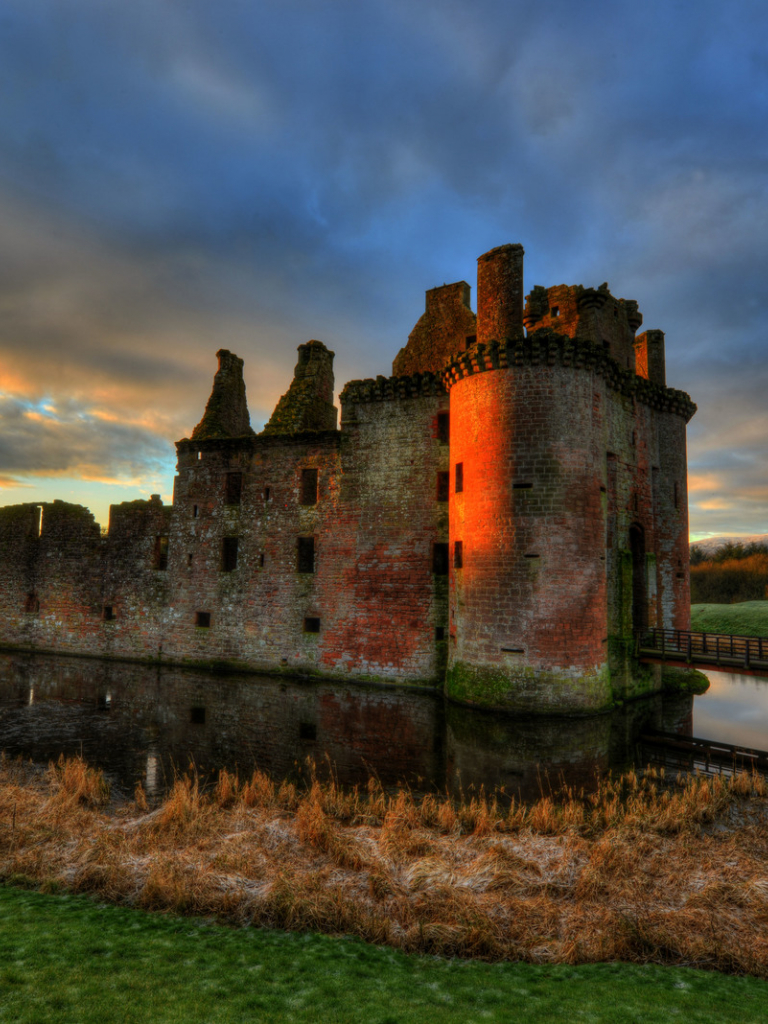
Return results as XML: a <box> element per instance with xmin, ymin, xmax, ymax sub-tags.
<box><xmin>629</xmin><ymin>524</ymin><xmax>647</xmax><ymax>634</ymax></box>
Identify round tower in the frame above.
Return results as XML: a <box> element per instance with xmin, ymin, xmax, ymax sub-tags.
<box><xmin>444</xmin><ymin>245</ymin><xmax>612</xmax><ymax>714</ymax></box>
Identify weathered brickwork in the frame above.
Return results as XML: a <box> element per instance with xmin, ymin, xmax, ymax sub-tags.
<box><xmin>0</xmin><ymin>243</ymin><xmax>695</xmax><ymax>714</ymax></box>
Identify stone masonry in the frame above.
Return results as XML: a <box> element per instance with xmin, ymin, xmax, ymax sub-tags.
<box><xmin>0</xmin><ymin>244</ymin><xmax>696</xmax><ymax>713</ymax></box>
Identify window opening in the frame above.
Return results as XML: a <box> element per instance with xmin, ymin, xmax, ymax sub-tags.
<box><xmin>436</xmin><ymin>471</ymin><xmax>449</xmax><ymax>502</ymax></box>
<box><xmin>513</xmin><ymin>482</ymin><xmax>533</xmax><ymax>490</ymax></box>
<box><xmin>153</xmin><ymin>535</ymin><xmax>169</xmax><ymax>570</ymax></box>
<box><xmin>297</xmin><ymin>536</ymin><xmax>315</xmax><ymax>574</ymax></box>
<box><xmin>193</xmin><ymin>505</ymin><xmax>199</xmax><ymax>518</ymax></box>
<box><xmin>190</xmin><ymin>706</ymin><xmax>206</xmax><ymax>725</ymax></box>
<box><xmin>299</xmin><ymin>722</ymin><xmax>317</xmax><ymax>740</ymax></box>
<box><xmin>221</xmin><ymin>536</ymin><xmax>239</xmax><ymax>572</ymax></box>
<box><xmin>454</xmin><ymin>541</ymin><xmax>463</xmax><ymax>569</ymax></box>
<box><xmin>264</xmin><ymin>486</ymin><xmax>271</xmax><ymax>501</ymax></box>
<box><xmin>259</xmin><ymin>553</ymin><xmax>265</xmax><ymax>568</ymax></box>
<box><xmin>24</xmin><ymin>593</ymin><xmax>39</xmax><ymax>614</ymax></box>
<box><xmin>551</xmin><ymin>306</ymin><xmax>560</xmax><ymax>317</ymax></box>
<box><xmin>303</xmin><ymin>617</ymin><xmax>321</xmax><ymax>633</ymax></box>
<box><xmin>455</xmin><ymin>463</ymin><xmax>463</xmax><ymax>494</ymax></box>
<box><xmin>187</xmin><ymin>553</ymin><xmax>193</xmax><ymax>567</ymax></box>
<box><xmin>432</xmin><ymin>542</ymin><xmax>449</xmax><ymax>575</ymax></box>
<box><xmin>102</xmin><ymin>605</ymin><xmax>115</xmax><ymax>621</ymax></box>
<box><xmin>465</xmin><ymin>335</ymin><xmax>476</xmax><ymax>349</ymax></box>
<box><xmin>435</xmin><ymin>626</ymin><xmax>446</xmax><ymax>641</ymax></box>
<box><xmin>300</xmin><ymin>468</ymin><xmax>318</xmax><ymax>506</ymax></box>
<box><xmin>197</xmin><ymin>451</ymin><xmax>202</xmax><ymax>461</ymax></box>
<box><xmin>437</xmin><ymin>412</ymin><xmax>450</xmax><ymax>444</ymax></box>
<box><xmin>225</xmin><ymin>472</ymin><xmax>243</xmax><ymax>505</ymax></box>
<box><xmin>195</xmin><ymin>611</ymin><xmax>211</xmax><ymax>628</ymax></box>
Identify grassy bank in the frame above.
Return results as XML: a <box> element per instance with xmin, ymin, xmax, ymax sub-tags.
<box><xmin>2</xmin><ymin>755</ymin><xmax>768</xmax><ymax>979</ymax></box>
<box><xmin>690</xmin><ymin>601</ymin><xmax>768</xmax><ymax>638</ymax></box>
<box><xmin>2</xmin><ymin>887</ymin><xmax>768</xmax><ymax>1024</ymax></box>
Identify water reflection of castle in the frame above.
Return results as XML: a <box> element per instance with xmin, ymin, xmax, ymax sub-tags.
<box><xmin>0</xmin><ymin>654</ymin><xmax>694</xmax><ymax>801</ymax></box>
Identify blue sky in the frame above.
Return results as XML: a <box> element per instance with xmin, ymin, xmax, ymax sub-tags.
<box><xmin>0</xmin><ymin>0</ymin><xmax>766</xmax><ymax>538</ymax></box>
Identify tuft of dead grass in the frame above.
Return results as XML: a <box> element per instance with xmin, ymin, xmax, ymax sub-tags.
<box><xmin>1</xmin><ymin>754</ymin><xmax>768</xmax><ymax>976</ymax></box>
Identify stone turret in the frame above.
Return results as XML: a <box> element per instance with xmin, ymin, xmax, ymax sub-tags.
<box><xmin>191</xmin><ymin>349</ymin><xmax>255</xmax><ymax>440</ymax></box>
<box><xmin>263</xmin><ymin>340</ymin><xmax>338</xmax><ymax>434</ymax></box>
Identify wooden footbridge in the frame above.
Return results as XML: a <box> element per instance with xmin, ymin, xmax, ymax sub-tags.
<box><xmin>639</xmin><ymin>730</ymin><xmax>768</xmax><ymax>776</ymax></box>
<box><xmin>636</xmin><ymin>627</ymin><xmax>768</xmax><ymax>676</ymax></box>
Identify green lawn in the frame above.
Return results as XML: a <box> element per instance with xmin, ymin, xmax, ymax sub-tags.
<box><xmin>1</xmin><ymin>886</ymin><xmax>767</xmax><ymax>1023</ymax></box>
<box><xmin>690</xmin><ymin>601</ymin><xmax>768</xmax><ymax>638</ymax></box>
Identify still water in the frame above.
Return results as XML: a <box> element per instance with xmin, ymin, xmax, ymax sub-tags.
<box><xmin>695</xmin><ymin>669</ymin><xmax>768</xmax><ymax>751</ymax></box>
<box><xmin>0</xmin><ymin>653</ymin><xmax>761</xmax><ymax>801</ymax></box>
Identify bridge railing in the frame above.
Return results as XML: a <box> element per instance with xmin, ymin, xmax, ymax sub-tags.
<box><xmin>637</xmin><ymin>627</ymin><xmax>768</xmax><ymax>669</ymax></box>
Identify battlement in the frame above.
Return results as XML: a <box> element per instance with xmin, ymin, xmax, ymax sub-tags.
<box><xmin>523</xmin><ymin>283</ymin><xmax>643</xmax><ymax>373</ymax></box>
<box><xmin>340</xmin><ymin>371</ymin><xmax>447</xmax><ymax>410</ymax></box>
<box><xmin>442</xmin><ymin>331</ymin><xmax>696</xmax><ymax>421</ymax></box>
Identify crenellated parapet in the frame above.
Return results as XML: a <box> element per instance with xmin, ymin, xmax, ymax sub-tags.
<box><xmin>340</xmin><ymin>370</ymin><xmax>447</xmax><ymax>408</ymax></box>
<box><xmin>441</xmin><ymin>331</ymin><xmax>696</xmax><ymax>422</ymax></box>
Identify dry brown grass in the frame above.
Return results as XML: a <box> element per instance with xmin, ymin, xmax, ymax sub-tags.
<box><xmin>1</xmin><ymin>753</ymin><xmax>768</xmax><ymax>975</ymax></box>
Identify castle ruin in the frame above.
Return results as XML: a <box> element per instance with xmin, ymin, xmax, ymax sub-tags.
<box><xmin>0</xmin><ymin>244</ymin><xmax>696</xmax><ymax>714</ymax></box>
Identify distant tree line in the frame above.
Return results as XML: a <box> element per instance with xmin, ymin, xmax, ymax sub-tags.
<box><xmin>689</xmin><ymin>542</ymin><xmax>768</xmax><ymax>603</ymax></box>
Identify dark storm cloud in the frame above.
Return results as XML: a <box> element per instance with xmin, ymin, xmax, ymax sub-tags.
<box><xmin>0</xmin><ymin>0</ymin><xmax>765</xmax><ymax>533</ymax></box>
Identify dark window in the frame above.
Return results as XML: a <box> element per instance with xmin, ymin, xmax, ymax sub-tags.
<box><xmin>24</xmin><ymin>593</ymin><xmax>39</xmax><ymax>614</ymax></box>
<box><xmin>524</xmin><ymin>553</ymin><xmax>540</xmax><ymax>559</ymax></box>
<box><xmin>225</xmin><ymin>472</ymin><xmax>242</xmax><ymax>505</ymax></box>
<box><xmin>259</xmin><ymin>553</ymin><xmax>265</xmax><ymax>568</ymax></box>
<box><xmin>299</xmin><ymin>721</ymin><xmax>317</xmax><ymax>740</ymax></box>
<box><xmin>297</xmin><ymin>537</ymin><xmax>315</xmax><ymax>573</ymax></box>
<box><xmin>436</xmin><ymin>471</ymin><xmax>449</xmax><ymax>502</ymax></box>
<box><xmin>190</xmin><ymin>706</ymin><xmax>206</xmax><ymax>725</ymax></box>
<box><xmin>195</xmin><ymin>611</ymin><xmax>211</xmax><ymax>628</ymax></box>
<box><xmin>192</xmin><ymin>504</ymin><xmax>199</xmax><ymax>518</ymax></box>
<box><xmin>437</xmin><ymin>412</ymin><xmax>450</xmax><ymax>444</ymax></box>
<box><xmin>264</xmin><ymin>486</ymin><xmax>271</xmax><ymax>501</ymax></box>
<box><xmin>304</xmin><ymin>617</ymin><xmax>321</xmax><ymax>633</ymax></box>
<box><xmin>513</xmin><ymin>482</ymin><xmax>533</xmax><ymax>490</ymax></box>
<box><xmin>454</xmin><ymin>541</ymin><xmax>463</xmax><ymax>569</ymax></box>
<box><xmin>435</xmin><ymin>626</ymin><xmax>445</xmax><ymax>641</ymax></box>
<box><xmin>187</xmin><ymin>553</ymin><xmax>193</xmax><ymax>567</ymax></box>
<box><xmin>222</xmin><ymin>537</ymin><xmax>239</xmax><ymax>572</ymax></box>
<box><xmin>102</xmin><ymin>605</ymin><xmax>115</xmax><ymax>621</ymax></box>
<box><xmin>153</xmin><ymin>535</ymin><xmax>169</xmax><ymax>570</ymax></box>
<box><xmin>432</xmin><ymin>542</ymin><xmax>449</xmax><ymax>575</ymax></box>
<box><xmin>455</xmin><ymin>463</ymin><xmax>464</xmax><ymax>494</ymax></box>
<box><xmin>300</xmin><ymin>468</ymin><xmax>318</xmax><ymax>506</ymax></box>
<box><xmin>465</xmin><ymin>335</ymin><xmax>476</xmax><ymax>349</ymax></box>
<box><xmin>551</xmin><ymin>306</ymin><xmax>560</xmax><ymax>317</ymax></box>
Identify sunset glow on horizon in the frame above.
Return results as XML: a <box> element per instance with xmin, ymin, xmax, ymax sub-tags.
<box><xmin>0</xmin><ymin>0</ymin><xmax>766</xmax><ymax>540</ymax></box>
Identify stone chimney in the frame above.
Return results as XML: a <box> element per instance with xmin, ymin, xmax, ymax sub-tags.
<box><xmin>476</xmin><ymin>244</ymin><xmax>525</xmax><ymax>345</ymax></box>
<box><xmin>191</xmin><ymin>350</ymin><xmax>255</xmax><ymax>440</ymax></box>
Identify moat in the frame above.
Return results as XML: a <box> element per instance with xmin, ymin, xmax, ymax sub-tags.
<box><xmin>0</xmin><ymin>653</ymin><xmax>761</xmax><ymax>801</ymax></box>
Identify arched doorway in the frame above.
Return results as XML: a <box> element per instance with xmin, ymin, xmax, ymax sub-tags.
<box><xmin>629</xmin><ymin>524</ymin><xmax>647</xmax><ymax>634</ymax></box>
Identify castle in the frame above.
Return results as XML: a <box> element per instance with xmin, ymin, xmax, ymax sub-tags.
<box><xmin>0</xmin><ymin>244</ymin><xmax>696</xmax><ymax>714</ymax></box>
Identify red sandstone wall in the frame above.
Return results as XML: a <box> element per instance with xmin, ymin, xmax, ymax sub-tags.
<box><xmin>448</xmin><ymin>363</ymin><xmax>609</xmax><ymax>705</ymax></box>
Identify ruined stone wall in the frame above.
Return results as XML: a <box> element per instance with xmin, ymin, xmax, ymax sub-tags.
<box><xmin>0</xmin><ymin>501</ymin><xmax>103</xmax><ymax>654</ymax></box>
<box><xmin>392</xmin><ymin>283</ymin><xmax>476</xmax><ymax>376</ymax></box>
<box><xmin>524</xmin><ymin>284</ymin><xmax>642</xmax><ymax>372</ymax></box>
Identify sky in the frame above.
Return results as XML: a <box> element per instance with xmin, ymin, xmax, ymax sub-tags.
<box><xmin>0</xmin><ymin>0</ymin><xmax>766</xmax><ymax>540</ymax></box>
